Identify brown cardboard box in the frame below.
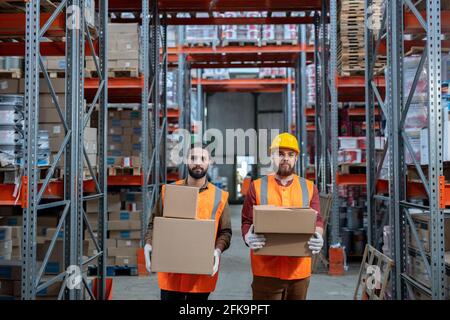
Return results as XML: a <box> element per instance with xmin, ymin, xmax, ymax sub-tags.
<box><xmin>0</xmin><ymin>280</ymin><xmax>21</xmax><ymax>296</ymax></box>
<box><xmin>37</xmin><ymin>216</ymin><xmax>59</xmax><ymax>228</ymax></box>
<box><xmin>163</xmin><ymin>184</ymin><xmax>199</xmax><ymax>219</ymax></box>
<box><xmin>109</xmin><ymin>230</ymin><xmax>141</xmax><ymax>239</ymax></box>
<box><xmin>10</xmin><ymin>226</ymin><xmax>21</xmax><ymax>239</ymax></box>
<box><xmin>0</xmin><ymin>240</ymin><xmax>12</xmax><ymax>256</ymax></box>
<box><xmin>253</xmin><ymin>205</ymin><xmax>316</xmax><ymax>257</ymax></box>
<box><xmin>108</xmin><ymin>127</ymin><xmax>123</xmax><ymax>135</ymax></box>
<box><xmin>39</xmin><ymin>124</ymin><xmax>65</xmax><ymax>137</ymax></box>
<box><xmin>253</xmin><ymin>205</ymin><xmax>317</xmax><ymax>234</ymax></box>
<box><xmin>254</xmin><ymin>234</ymin><xmax>312</xmax><ymax>257</ymax></box>
<box><xmin>108</xmin><ymin>193</ymin><xmax>121</xmax><ymax>212</ymax></box>
<box><xmin>108</xmin><ymin>247</ymin><xmax>137</xmax><ymax>257</ymax></box>
<box><xmin>117</xmin><ymin>239</ymin><xmax>140</xmax><ymax>248</ymax></box>
<box><xmin>108</xmin><ymin>23</ymin><xmax>139</xmax><ymax>34</ymax></box>
<box><xmin>123</xmin><ymin>127</ymin><xmax>133</xmax><ymax>136</ymax></box>
<box><xmin>109</xmin><ymin>211</ymin><xmax>141</xmax><ymax>221</ymax></box>
<box><xmin>0</xmin><ymin>260</ymin><xmax>22</xmax><ymax>280</ymax></box>
<box><xmin>44</xmin><ymin>228</ymin><xmax>64</xmax><ymax>240</ymax></box>
<box><xmin>0</xmin><ymin>226</ymin><xmax>12</xmax><ymax>240</ymax></box>
<box><xmin>108</xmin><ymin>220</ymin><xmax>141</xmax><ymax>231</ymax></box>
<box><xmin>40</xmin><ymin>93</ymin><xmax>65</xmax><ymax>110</ymax></box>
<box><xmin>39</xmin><ymin>108</ymin><xmax>61</xmax><ymax>123</ymax></box>
<box><xmin>407</xmin><ymin>214</ymin><xmax>450</xmax><ymax>253</ymax></box>
<box><xmin>115</xmin><ymin>256</ymin><xmax>137</xmax><ymax>266</ymax></box>
<box><xmin>0</xmin><ymin>79</ymin><xmax>20</xmax><ymax>94</ymax></box>
<box><xmin>114</xmin><ymin>59</ymin><xmax>139</xmax><ymax>69</ymax></box>
<box><xmin>20</xmin><ymin>78</ymin><xmax>66</xmax><ymax>94</ymax></box>
<box><xmin>88</xmin><ymin>238</ymin><xmax>116</xmax><ymax>250</ymax></box>
<box><xmin>151</xmin><ymin>217</ymin><xmax>215</xmax><ymax>275</ymax></box>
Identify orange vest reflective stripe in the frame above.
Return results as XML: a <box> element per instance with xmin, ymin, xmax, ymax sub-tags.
<box><xmin>251</xmin><ymin>174</ymin><xmax>315</xmax><ymax>280</ymax></box>
<box><xmin>157</xmin><ymin>180</ymin><xmax>229</xmax><ymax>293</ymax></box>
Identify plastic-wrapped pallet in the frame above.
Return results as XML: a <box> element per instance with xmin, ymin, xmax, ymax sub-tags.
<box><xmin>221</xmin><ymin>12</ymin><xmax>261</xmax><ymax>46</ymax></box>
<box><xmin>202</xmin><ymin>69</ymin><xmax>230</xmax><ymax>80</ymax></box>
<box><xmin>166</xmin><ymin>70</ymin><xmax>178</xmax><ymax>107</ymax></box>
<box><xmin>306</xmin><ymin>64</ymin><xmax>316</xmax><ymax>105</ymax></box>
<box><xmin>185</xmin><ymin>13</ymin><xmax>219</xmax><ymax>46</ymax></box>
<box><xmin>258</xmin><ymin>68</ymin><xmax>286</xmax><ymax>79</ymax></box>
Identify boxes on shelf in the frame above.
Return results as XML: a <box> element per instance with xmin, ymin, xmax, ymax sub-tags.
<box><xmin>338</xmin><ymin>149</ymin><xmax>363</xmax><ymax>165</ymax></box>
<box><xmin>406</xmin><ymin>212</ymin><xmax>450</xmax><ymax>253</ymax></box>
<box><xmin>420</xmin><ymin>112</ymin><xmax>450</xmax><ymax>165</ymax></box>
<box><xmin>252</xmin><ymin>205</ymin><xmax>316</xmax><ymax>257</ymax></box>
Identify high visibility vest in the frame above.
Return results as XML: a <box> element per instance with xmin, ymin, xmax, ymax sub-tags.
<box><xmin>251</xmin><ymin>174</ymin><xmax>315</xmax><ymax>280</ymax></box>
<box><xmin>158</xmin><ymin>180</ymin><xmax>229</xmax><ymax>293</ymax></box>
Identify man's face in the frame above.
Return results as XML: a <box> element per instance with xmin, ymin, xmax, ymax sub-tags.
<box><xmin>187</xmin><ymin>147</ymin><xmax>210</xmax><ymax>179</ymax></box>
<box><xmin>271</xmin><ymin>148</ymin><xmax>298</xmax><ymax>177</ymax></box>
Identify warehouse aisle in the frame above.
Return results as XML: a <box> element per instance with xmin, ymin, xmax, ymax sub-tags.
<box><xmin>112</xmin><ymin>205</ymin><xmax>359</xmax><ymax>300</ymax></box>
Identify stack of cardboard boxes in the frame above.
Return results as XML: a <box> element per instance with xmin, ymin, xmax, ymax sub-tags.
<box><xmin>107</xmin><ymin>110</ymin><xmax>142</xmax><ymax>169</ymax></box>
<box><xmin>85</xmin><ymin>192</ymin><xmax>142</xmax><ymax>267</ymax></box>
<box><xmin>86</xmin><ymin>23</ymin><xmax>140</xmax><ymax>75</ymax></box>
<box><xmin>152</xmin><ymin>185</ymin><xmax>216</xmax><ymax>274</ymax></box>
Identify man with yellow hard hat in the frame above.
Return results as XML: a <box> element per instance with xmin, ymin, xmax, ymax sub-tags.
<box><xmin>241</xmin><ymin>132</ymin><xmax>324</xmax><ymax>300</ymax></box>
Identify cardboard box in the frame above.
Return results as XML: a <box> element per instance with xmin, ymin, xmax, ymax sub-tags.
<box><xmin>254</xmin><ymin>234</ymin><xmax>313</xmax><ymax>257</ymax></box>
<box><xmin>407</xmin><ymin>213</ymin><xmax>450</xmax><ymax>253</ymax></box>
<box><xmin>117</xmin><ymin>239</ymin><xmax>140</xmax><ymax>248</ymax></box>
<box><xmin>45</xmin><ymin>228</ymin><xmax>64</xmax><ymax>240</ymax></box>
<box><xmin>163</xmin><ymin>184</ymin><xmax>199</xmax><ymax>219</ymax></box>
<box><xmin>108</xmin><ymin>247</ymin><xmax>137</xmax><ymax>257</ymax></box>
<box><xmin>252</xmin><ymin>205</ymin><xmax>316</xmax><ymax>257</ymax></box>
<box><xmin>108</xmin><ymin>127</ymin><xmax>123</xmax><ymax>135</ymax></box>
<box><xmin>88</xmin><ymin>238</ymin><xmax>116</xmax><ymax>250</ymax></box>
<box><xmin>253</xmin><ymin>205</ymin><xmax>317</xmax><ymax>234</ymax></box>
<box><xmin>0</xmin><ymin>280</ymin><xmax>21</xmax><ymax>297</ymax></box>
<box><xmin>0</xmin><ymin>240</ymin><xmax>12</xmax><ymax>256</ymax></box>
<box><xmin>39</xmin><ymin>107</ymin><xmax>62</xmax><ymax>123</ymax></box>
<box><xmin>114</xmin><ymin>59</ymin><xmax>139</xmax><ymax>69</ymax></box>
<box><xmin>108</xmin><ymin>220</ymin><xmax>141</xmax><ymax>231</ymax></box>
<box><xmin>37</xmin><ymin>216</ymin><xmax>59</xmax><ymax>228</ymax></box>
<box><xmin>20</xmin><ymin>78</ymin><xmax>66</xmax><ymax>94</ymax></box>
<box><xmin>108</xmin><ymin>211</ymin><xmax>141</xmax><ymax>221</ymax></box>
<box><xmin>109</xmin><ymin>230</ymin><xmax>141</xmax><ymax>240</ymax></box>
<box><xmin>39</xmin><ymin>124</ymin><xmax>64</xmax><ymax>137</ymax></box>
<box><xmin>0</xmin><ymin>227</ymin><xmax>12</xmax><ymax>241</ymax></box>
<box><xmin>0</xmin><ymin>79</ymin><xmax>20</xmax><ymax>94</ymax></box>
<box><xmin>0</xmin><ymin>260</ymin><xmax>22</xmax><ymax>280</ymax></box>
<box><xmin>115</xmin><ymin>256</ymin><xmax>137</xmax><ymax>266</ymax></box>
<box><xmin>151</xmin><ymin>217</ymin><xmax>215</xmax><ymax>275</ymax></box>
<box><xmin>108</xmin><ymin>23</ymin><xmax>139</xmax><ymax>34</ymax></box>
<box><xmin>108</xmin><ymin>193</ymin><xmax>121</xmax><ymax>212</ymax></box>
<box><xmin>40</xmin><ymin>93</ymin><xmax>65</xmax><ymax>110</ymax></box>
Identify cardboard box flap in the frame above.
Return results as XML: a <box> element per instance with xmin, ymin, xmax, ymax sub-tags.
<box><xmin>254</xmin><ymin>205</ymin><xmax>317</xmax><ymax>234</ymax></box>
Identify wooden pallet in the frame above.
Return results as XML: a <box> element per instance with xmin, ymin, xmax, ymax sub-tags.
<box><xmin>108</xmin><ymin>166</ymin><xmax>141</xmax><ymax>176</ymax></box>
<box><xmin>222</xmin><ymin>39</ymin><xmax>261</xmax><ymax>47</ymax></box>
<box><xmin>185</xmin><ymin>41</ymin><xmax>219</xmax><ymax>47</ymax></box>
<box><xmin>0</xmin><ymin>69</ymin><xmax>22</xmax><ymax>79</ymax></box>
<box><xmin>85</xmin><ymin>68</ymin><xmax>139</xmax><ymax>78</ymax></box>
<box><xmin>354</xmin><ymin>245</ymin><xmax>394</xmax><ymax>300</ymax></box>
<box><xmin>260</xmin><ymin>39</ymin><xmax>298</xmax><ymax>46</ymax></box>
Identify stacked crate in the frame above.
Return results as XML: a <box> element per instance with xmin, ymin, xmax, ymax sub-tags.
<box><xmin>185</xmin><ymin>13</ymin><xmax>220</xmax><ymax>47</ymax></box>
<box><xmin>337</xmin><ymin>0</ymin><xmax>385</xmax><ymax>75</ymax></box>
<box><xmin>261</xmin><ymin>12</ymin><xmax>298</xmax><ymax>46</ymax></box>
<box><xmin>221</xmin><ymin>12</ymin><xmax>261</xmax><ymax>46</ymax></box>
<box><xmin>107</xmin><ymin>109</ymin><xmax>143</xmax><ymax>175</ymax></box>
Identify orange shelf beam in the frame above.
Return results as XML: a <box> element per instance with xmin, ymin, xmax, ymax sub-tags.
<box><xmin>0</xmin><ymin>13</ymin><xmax>65</xmax><ymax>37</ymax></box>
<box><xmin>0</xmin><ymin>41</ymin><xmax>98</xmax><ymax>56</ymax></box>
<box><xmin>85</xmin><ymin>77</ymin><xmax>144</xmax><ymax>103</ymax></box>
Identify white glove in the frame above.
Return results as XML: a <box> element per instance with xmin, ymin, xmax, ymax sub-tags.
<box><xmin>144</xmin><ymin>243</ymin><xmax>152</xmax><ymax>273</ymax></box>
<box><xmin>244</xmin><ymin>225</ymin><xmax>266</xmax><ymax>250</ymax></box>
<box><xmin>212</xmin><ymin>249</ymin><xmax>221</xmax><ymax>276</ymax></box>
<box><xmin>308</xmin><ymin>232</ymin><xmax>324</xmax><ymax>255</ymax></box>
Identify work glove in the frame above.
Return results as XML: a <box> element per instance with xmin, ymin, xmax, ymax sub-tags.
<box><xmin>212</xmin><ymin>249</ymin><xmax>221</xmax><ymax>276</ymax></box>
<box><xmin>308</xmin><ymin>232</ymin><xmax>324</xmax><ymax>255</ymax></box>
<box><xmin>144</xmin><ymin>243</ymin><xmax>152</xmax><ymax>273</ymax></box>
<box><xmin>244</xmin><ymin>224</ymin><xmax>266</xmax><ymax>250</ymax></box>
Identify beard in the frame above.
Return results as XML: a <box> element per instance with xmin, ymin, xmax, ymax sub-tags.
<box><xmin>188</xmin><ymin>165</ymin><xmax>208</xmax><ymax>179</ymax></box>
<box><xmin>276</xmin><ymin>162</ymin><xmax>295</xmax><ymax>177</ymax></box>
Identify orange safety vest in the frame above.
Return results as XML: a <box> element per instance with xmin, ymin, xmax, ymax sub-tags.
<box><xmin>158</xmin><ymin>180</ymin><xmax>229</xmax><ymax>293</ymax></box>
<box><xmin>251</xmin><ymin>174</ymin><xmax>315</xmax><ymax>280</ymax></box>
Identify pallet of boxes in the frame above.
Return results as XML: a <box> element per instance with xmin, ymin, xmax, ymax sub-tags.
<box><xmin>86</xmin><ymin>192</ymin><xmax>142</xmax><ymax>276</ymax></box>
<box><xmin>0</xmin><ymin>207</ymin><xmax>89</xmax><ymax>300</ymax></box>
<box><xmin>86</xmin><ymin>23</ymin><xmax>139</xmax><ymax>78</ymax></box>
<box><xmin>107</xmin><ymin>109</ymin><xmax>142</xmax><ymax>176</ymax></box>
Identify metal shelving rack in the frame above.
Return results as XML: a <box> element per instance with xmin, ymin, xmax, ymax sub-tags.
<box><xmin>365</xmin><ymin>0</ymin><xmax>448</xmax><ymax>299</ymax></box>
<box><xmin>18</xmin><ymin>0</ymin><xmax>108</xmax><ymax>300</ymax></box>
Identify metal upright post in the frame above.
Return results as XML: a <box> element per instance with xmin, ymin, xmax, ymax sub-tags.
<box><xmin>96</xmin><ymin>0</ymin><xmax>108</xmax><ymax>300</ymax></box>
<box><xmin>177</xmin><ymin>25</ymin><xmax>187</xmax><ymax>178</ymax></box>
<box><xmin>152</xmin><ymin>0</ymin><xmax>160</xmax><ymax>204</ymax></box>
<box><xmin>313</xmin><ymin>14</ymin><xmax>323</xmax><ymax>191</ymax></box>
<box><xmin>161</xmin><ymin>20</ymin><xmax>168</xmax><ymax>184</ymax></box>
<box><xmin>320</xmin><ymin>1</ymin><xmax>329</xmax><ymax>193</ymax></box>
<box><xmin>286</xmin><ymin>68</ymin><xmax>293</xmax><ymax>133</ymax></box>
<box><xmin>197</xmin><ymin>68</ymin><xmax>203</xmax><ymax>132</ymax></box>
<box><xmin>365</xmin><ymin>0</ymin><xmax>377</xmax><ymax>247</ymax></box>
<box><xmin>387</xmin><ymin>0</ymin><xmax>406</xmax><ymax>299</ymax></box>
<box><xmin>65</xmin><ymin>0</ymin><xmax>85</xmax><ymax>300</ymax></box>
<box><xmin>329</xmin><ymin>0</ymin><xmax>340</xmax><ymax>245</ymax></box>
<box><xmin>22</xmin><ymin>0</ymin><xmax>40</xmax><ymax>300</ymax></box>
<box><xmin>141</xmin><ymin>0</ymin><xmax>150</xmax><ymax>244</ymax></box>
<box><xmin>298</xmin><ymin>24</ymin><xmax>308</xmax><ymax>178</ymax></box>
<box><xmin>426</xmin><ymin>0</ymin><xmax>445</xmax><ymax>300</ymax></box>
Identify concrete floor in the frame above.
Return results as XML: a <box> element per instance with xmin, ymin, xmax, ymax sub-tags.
<box><xmin>112</xmin><ymin>205</ymin><xmax>360</xmax><ymax>300</ymax></box>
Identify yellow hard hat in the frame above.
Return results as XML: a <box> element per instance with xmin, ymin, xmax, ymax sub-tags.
<box><xmin>270</xmin><ymin>133</ymin><xmax>300</xmax><ymax>154</ymax></box>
